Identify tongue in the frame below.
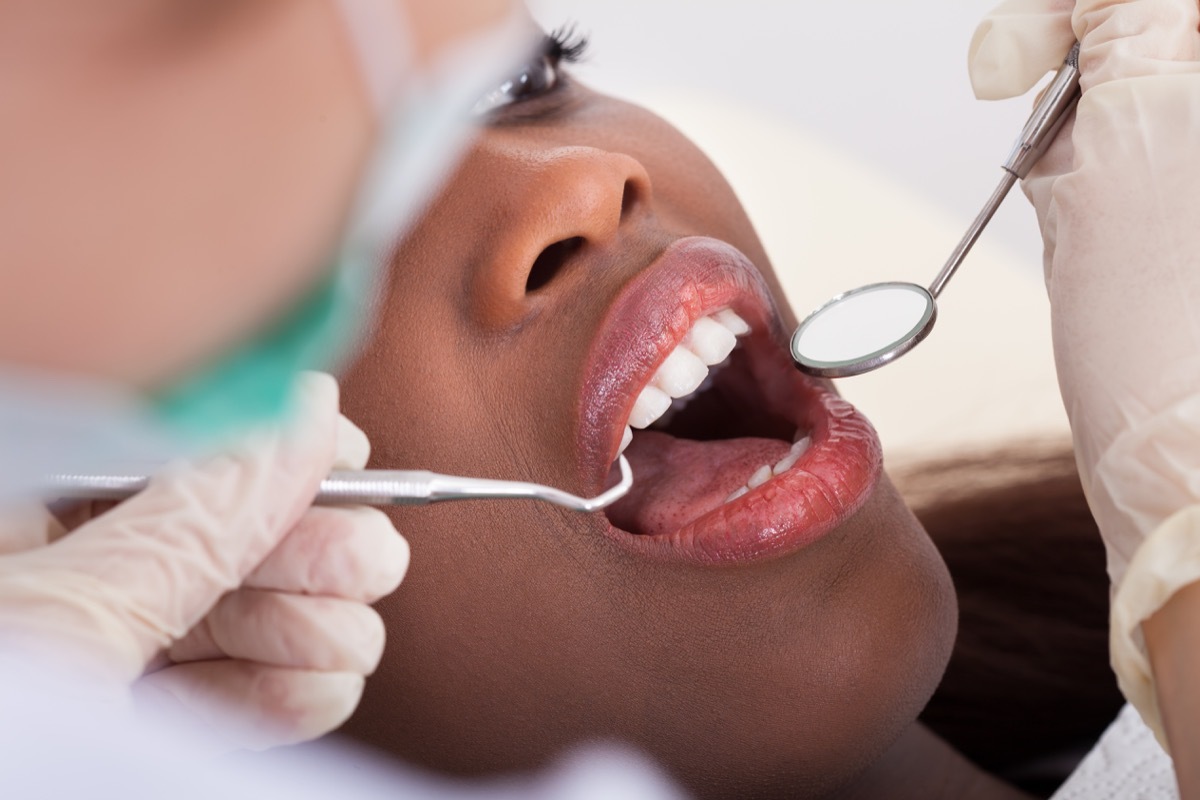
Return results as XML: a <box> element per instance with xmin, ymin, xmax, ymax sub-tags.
<box><xmin>607</xmin><ymin>430</ymin><xmax>793</xmax><ymax>536</ymax></box>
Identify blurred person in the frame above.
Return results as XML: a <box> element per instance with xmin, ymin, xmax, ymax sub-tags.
<box><xmin>970</xmin><ymin>0</ymin><xmax>1200</xmax><ymax>796</ymax></box>
<box><xmin>333</xmin><ymin>1</ymin><xmax>1195</xmax><ymax>797</ymax></box>
<box><xmin>0</xmin><ymin>0</ymin><xmax>529</xmax><ymax>493</ymax></box>
<box><xmin>0</xmin><ymin>0</ymin><xmax>549</xmax><ymax>774</ymax></box>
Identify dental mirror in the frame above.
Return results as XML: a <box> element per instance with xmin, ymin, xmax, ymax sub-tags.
<box><xmin>791</xmin><ymin>282</ymin><xmax>936</xmax><ymax>378</ymax></box>
<box><xmin>792</xmin><ymin>42</ymin><xmax>1081</xmax><ymax>379</ymax></box>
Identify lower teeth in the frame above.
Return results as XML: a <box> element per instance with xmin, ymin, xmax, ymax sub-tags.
<box><xmin>724</xmin><ymin>436</ymin><xmax>811</xmax><ymax>503</ymax></box>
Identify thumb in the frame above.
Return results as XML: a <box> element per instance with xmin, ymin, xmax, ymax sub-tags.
<box><xmin>970</xmin><ymin>0</ymin><xmax>1077</xmax><ymax>99</ymax></box>
<box><xmin>0</xmin><ymin>372</ymin><xmax>341</xmax><ymax>678</ymax></box>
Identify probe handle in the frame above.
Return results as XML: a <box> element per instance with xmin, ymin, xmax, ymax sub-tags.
<box><xmin>40</xmin><ymin>470</ymin><xmax>438</xmax><ymax>506</ymax></box>
<box><xmin>1003</xmin><ymin>42</ymin><xmax>1082</xmax><ymax>179</ymax></box>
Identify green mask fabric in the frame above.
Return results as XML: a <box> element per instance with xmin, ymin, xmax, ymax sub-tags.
<box><xmin>139</xmin><ymin>14</ymin><xmax>534</xmax><ymax>447</ymax></box>
<box><xmin>150</xmin><ymin>265</ymin><xmax>360</xmax><ymax>444</ymax></box>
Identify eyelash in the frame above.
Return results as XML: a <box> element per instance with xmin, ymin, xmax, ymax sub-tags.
<box><xmin>545</xmin><ymin>24</ymin><xmax>589</xmax><ymax>65</ymax></box>
<box><xmin>472</xmin><ymin>25</ymin><xmax>590</xmax><ymax>117</ymax></box>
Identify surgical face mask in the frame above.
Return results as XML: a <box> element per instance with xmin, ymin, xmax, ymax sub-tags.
<box><xmin>153</xmin><ymin>2</ymin><xmax>536</xmax><ymax>442</ymax></box>
<box><xmin>1</xmin><ymin>2</ymin><xmax>536</xmax><ymax>504</ymax></box>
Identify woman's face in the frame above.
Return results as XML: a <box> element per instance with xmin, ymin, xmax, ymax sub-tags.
<box><xmin>339</xmin><ymin>28</ymin><xmax>956</xmax><ymax>799</ymax></box>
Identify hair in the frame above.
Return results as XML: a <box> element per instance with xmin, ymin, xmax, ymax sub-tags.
<box><xmin>892</xmin><ymin>440</ymin><xmax>1125</xmax><ymax>797</ymax></box>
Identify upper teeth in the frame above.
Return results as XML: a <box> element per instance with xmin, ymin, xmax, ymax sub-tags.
<box><xmin>621</xmin><ymin>309</ymin><xmax>748</xmax><ymax>451</ymax></box>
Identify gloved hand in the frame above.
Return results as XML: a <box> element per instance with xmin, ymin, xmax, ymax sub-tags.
<box><xmin>969</xmin><ymin>0</ymin><xmax>1200</xmax><ymax>745</ymax></box>
<box><xmin>0</xmin><ymin>372</ymin><xmax>408</xmax><ymax>749</ymax></box>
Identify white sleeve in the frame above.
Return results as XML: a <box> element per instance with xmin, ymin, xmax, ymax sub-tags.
<box><xmin>0</xmin><ymin>659</ymin><xmax>686</xmax><ymax>800</ymax></box>
<box><xmin>1050</xmin><ymin>704</ymin><xmax>1177</xmax><ymax>800</ymax></box>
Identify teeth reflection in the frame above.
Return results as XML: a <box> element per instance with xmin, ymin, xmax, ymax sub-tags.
<box><xmin>619</xmin><ymin>425</ymin><xmax>633</xmax><ymax>454</ymax></box>
<box><xmin>725</xmin><ymin>486</ymin><xmax>749</xmax><ymax>503</ymax></box>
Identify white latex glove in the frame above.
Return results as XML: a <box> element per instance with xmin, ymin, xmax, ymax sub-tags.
<box><xmin>970</xmin><ymin>0</ymin><xmax>1200</xmax><ymax>744</ymax></box>
<box><xmin>0</xmin><ymin>372</ymin><xmax>408</xmax><ymax>749</ymax></box>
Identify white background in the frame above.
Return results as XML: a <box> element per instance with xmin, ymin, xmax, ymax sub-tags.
<box><xmin>527</xmin><ymin>0</ymin><xmax>1043</xmax><ymax>273</ymax></box>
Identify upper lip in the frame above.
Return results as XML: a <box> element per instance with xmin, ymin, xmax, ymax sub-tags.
<box><xmin>577</xmin><ymin>236</ymin><xmax>782</xmax><ymax>485</ymax></box>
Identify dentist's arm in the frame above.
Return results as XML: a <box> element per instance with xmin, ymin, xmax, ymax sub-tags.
<box><xmin>969</xmin><ymin>0</ymin><xmax>1200</xmax><ymax>784</ymax></box>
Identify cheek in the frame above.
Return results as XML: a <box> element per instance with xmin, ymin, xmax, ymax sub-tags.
<box><xmin>649</xmin><ymin>141</ymin><xmax>756</xmax><ymax>244</ymax></box>
<box><xmin>636</xmin><ymin>482</ymin><xmax>958</xmax><ymax>796</ymax></box>
<box><xmin>618</xmin><ymin>113</ymin><xmax>793</xmax><ymax>325</ymax></box>
<box><xmin>346</xmin><ymin>474</ymin><xmax>956</xmax><ymax>798</ymax></box>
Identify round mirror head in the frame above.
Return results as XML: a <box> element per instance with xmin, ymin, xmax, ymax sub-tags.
<box><xmin>790</xmin><ymin>282</ymin><xmax>937</xmax><ymax>378</ymax></box>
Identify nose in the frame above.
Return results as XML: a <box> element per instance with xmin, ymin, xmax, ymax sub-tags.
<box><xmin>470</xmin><ymin>142</ymin><xmax>652</xmax><ymax>324</ymax></box>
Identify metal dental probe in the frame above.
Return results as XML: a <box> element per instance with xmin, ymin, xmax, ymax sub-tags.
<box><xmin>39</xmin><ymin>454</ymin><xmax>633</xmax><ymax>512</ymax></box>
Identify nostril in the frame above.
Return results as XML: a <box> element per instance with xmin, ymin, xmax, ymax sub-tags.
<box><xmin>620</xmin><ymin>179</ymin><xmax>641</xmax><ymax>220</ymax></box>
<box><xmin>526</xmin><ymin>236</ymin><xmax>584</xmax><ymax>293</ymax></box>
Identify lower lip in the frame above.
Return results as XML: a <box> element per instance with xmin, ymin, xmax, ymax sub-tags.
<box><xmin>603</xmin><ymin>356</ymin><xmax>883</xmax><ymax>566</ymax></box>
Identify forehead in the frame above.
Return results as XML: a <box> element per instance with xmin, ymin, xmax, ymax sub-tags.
<box><xmin>478</xmin><ymin>86</ymin><xmax>687</xmax><ymax>162</ymax></box>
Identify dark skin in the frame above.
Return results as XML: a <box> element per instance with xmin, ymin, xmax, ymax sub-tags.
<box><xmin>338</xmin><ymin>26</ymin><xmax>1030</xmax><ymax>800</ymax></box>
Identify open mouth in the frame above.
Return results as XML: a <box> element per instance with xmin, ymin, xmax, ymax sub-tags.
<box><xmin>580</xmin><ymin>237</ymin><xmax>882</xmax><ymax>565</ymax></box>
